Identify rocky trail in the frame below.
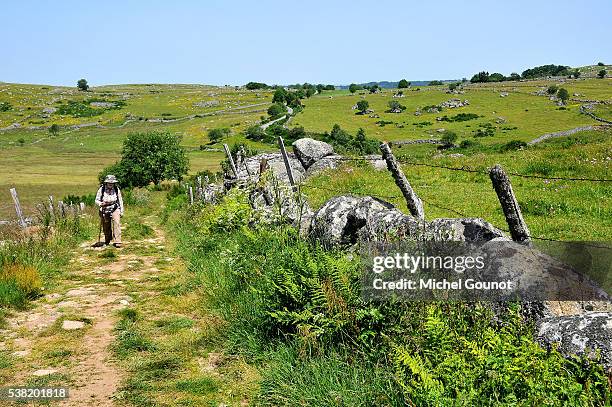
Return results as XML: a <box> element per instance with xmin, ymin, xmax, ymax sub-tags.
<box><xmin>0</xmin><ymin>213</ymin><xmax>174</xmax><ymax>406</ymax></box>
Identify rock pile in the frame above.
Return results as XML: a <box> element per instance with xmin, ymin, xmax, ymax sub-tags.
<box><xmin>439</xmin><ymin>99</ymin><xmax>469</xmax><ymax>108</ymax></box>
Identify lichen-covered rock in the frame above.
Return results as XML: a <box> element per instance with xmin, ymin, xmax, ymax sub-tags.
<box><xmin>305</xmin><ymin>155</ymin><xmax>343</xmax><ymax>176</ymax></box>
<box><xmin>537</xmin><ymin>312</ymin><xmax>612</xmax><ymax>372</ymax></box>
<box><xmin>292</xmin><ymin>138</ymin><xmax>334</xmax><ymax>168</ymax></box>
<box><xmin>309</xmin><ymin>196</ymin><xmax>507</xmax><ymax>247</ymax></box>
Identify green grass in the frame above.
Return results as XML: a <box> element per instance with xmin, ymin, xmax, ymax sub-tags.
<box><xmin>2</xmin><ymin>78</ymin><xmax>609</xmax><ymax>221</ymax></box>
<box><xmin>124</xmin><ymin>221</ymin><xmax>155</xmax><ymax>240</ymax></box>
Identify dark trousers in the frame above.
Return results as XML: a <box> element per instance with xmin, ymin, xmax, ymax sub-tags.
<box><xmin>100</xmin><ymin>209</ymin><xmax>121</xmax><ymax>244</ymax></box>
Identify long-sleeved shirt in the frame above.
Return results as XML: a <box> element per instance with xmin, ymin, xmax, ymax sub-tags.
<box><xmin>95</xmin><ymin>186</ymin><xmax>124</xmax><ymax>215</ymax></box>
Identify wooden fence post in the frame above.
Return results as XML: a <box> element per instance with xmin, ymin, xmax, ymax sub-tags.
<box><xmin>489</xmin><ymin>164</ymin><xmax>531</xmax><ymax>244</ymax></box>
<box><xmin>239</xmin><ymin>146</ymin><xmax>253</xmax><ymax>178</ymax></box>
<box><xmin>58</xmin><ymin>201</ymin><xmax>65</xmax><ymax>218</ymax></box>
<box><xmin>277</xmin><ymin>136</ymin><xmax>296</xmax><ymax>191</ymax></box>
<box><xmin>10</xmin><ymin>188</ymin><xmax>26</xmax><ymax>228</ymax></box>
<box><xmin>223</xmin><ymin>143</ymin><xmax>239</xmax><ymax>179</ymax></box>
<box><xmin>379</xmin><ymin>143</ymin><xmax>424</xmax><ymax>219</ymax></box>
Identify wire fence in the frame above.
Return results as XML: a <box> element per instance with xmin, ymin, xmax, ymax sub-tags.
<box><xmin>325</xmin><ymin>156</ymin><xmax>612</xmax><ymax>182</ymax></box>
<box><xmin>300</xmin><ymin>181</ymin><xmax>612</xmax><ymax>251</ymax></box>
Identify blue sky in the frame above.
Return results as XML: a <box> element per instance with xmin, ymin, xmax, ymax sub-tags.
<box><xmin>1</xmin><ymin>0</ymin><xmax>610</xmax><ymax>86</ymax></box>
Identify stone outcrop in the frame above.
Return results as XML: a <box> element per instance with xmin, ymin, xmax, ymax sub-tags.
<box><xmin>537</xmin><ymin>312</ymin><xmax>612</xmax><ymax>372</ymax></box>
<box><xmin>292</xmin><ymin>138</ymin><xmax>334</xmax><ymax>168</ymax></box>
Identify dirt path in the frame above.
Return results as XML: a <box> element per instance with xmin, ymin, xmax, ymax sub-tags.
<box><xmin>0</xmin><ymin>214</ymin><xmax>170</xmax><ymax>406</ymax></box>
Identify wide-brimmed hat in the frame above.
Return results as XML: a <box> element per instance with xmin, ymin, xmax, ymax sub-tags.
<box><xmin>104</xmin><ymin>174</ymin><xmax>119</xmax><ymax>184</ymax></box>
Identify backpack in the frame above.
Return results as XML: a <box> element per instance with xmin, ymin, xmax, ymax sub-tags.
<box><xmin>98</xmin><ymin>185</ymin><xmax>122</xmax><ymax>214</ymax></box>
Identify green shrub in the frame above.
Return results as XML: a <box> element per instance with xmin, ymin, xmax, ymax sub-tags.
<box><xmin>0</xmin><ymin>102</ymin><xmax>12</xmax><ymax>112</ymax></box>
<box><xmin>62</xmin><ymin>193</ymin><xmax>95</xmax><ymax>206</ymax></box>
<box><xmin>459</xmin><ymin>139</ymin><xmax>480</xmax><ymax>149</ymax></box>
<box><xmin>500</xmin><ymin>140</ymin><xmax>527</xmax><ymax>151</ymax></box>
<box><xmin>207</xmin><ymin>127</ymin><xmax>230</xmax><ymax>143</ymax></box>
<box><xmin>267</xmin><ymin>103</ymin><xmax>287</xmax><ymax>118</ymax></box>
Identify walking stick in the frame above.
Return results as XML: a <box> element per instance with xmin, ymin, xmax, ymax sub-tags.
<box><xmin>92</xmin><ymin>213</ymin><xmax>105</xmax><ymax>247</ymax></box>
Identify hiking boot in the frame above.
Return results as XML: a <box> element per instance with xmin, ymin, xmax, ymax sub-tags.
<box><xmin>113</xmin><ymin>243</ymin><xmax>122</xmax><ymax>248</ymax></box>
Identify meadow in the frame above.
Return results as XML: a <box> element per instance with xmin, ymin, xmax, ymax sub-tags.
<box><xmin>1</xmin><ymin>75</ymin><xmax>610</xmax><ymax>245</ymax></box>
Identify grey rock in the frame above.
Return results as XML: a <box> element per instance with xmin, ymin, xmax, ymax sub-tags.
<box><xmin>292</xmin><ymin>138</ymin><xmax>334</xmax><ymax>169</ymax></box>
<box><xmin>305</xmin><ymin>155</ymin><xmax>343</xmax><ymax>176</ymax></box>
<box><xmin>233</xmin><ymin>152</ymin><xmax>306</xmax><ymax>185</ymax></box>
<box><xmin>363</xmin><ymin>155</ymin><xmax>386</xmax><ymax>171</ymax></box>
<box><xmin>310</xmin><ymin>196</ymin><xmax>507</xmax><ymax>247</ymax></box>
<box><xmin>537</xmin><ymin>312</ymin><xmax>612</xmax><ymax>372</ymax></box>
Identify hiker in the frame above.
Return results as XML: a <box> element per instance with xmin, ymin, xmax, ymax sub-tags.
<box><xmin>95</xmin><ymin>175</ymin><xmax>124</xmax><ymax>248</ymax></box>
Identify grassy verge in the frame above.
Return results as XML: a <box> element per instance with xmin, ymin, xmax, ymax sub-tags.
<box><xmin>0</xmin><ymin>210</ymin><xmax>93</xmax><ymax>322</ymax></box>
<box><xmin>168</xmin><ymin>190</ymin><xmax>609</xmax><ymax>406</ymax></box>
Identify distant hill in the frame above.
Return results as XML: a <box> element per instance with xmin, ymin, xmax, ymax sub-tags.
<box><xmin>336</xmin><ymin>79</ymin><xmax>458</xmax><ymax>89</ymax></box>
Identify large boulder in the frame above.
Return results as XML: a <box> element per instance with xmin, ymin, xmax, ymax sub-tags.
<box><xmin>309</xmin><ymin>195</ymin><xmax>507</xmax><ymax>247</ymax></box>
<box><xmin>292</xmin><ymin>138</ymin><xmax>334</xmax><ymax>169</ymax></box>
<box><xmin>537</xmin><ymin>312</ymin><xmax>612</xmax><ymax>372</ymax></box>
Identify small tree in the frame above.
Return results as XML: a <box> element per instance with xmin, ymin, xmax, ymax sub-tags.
<box><xmin>272</xmin><ymin>88</ymin><xmax>288</xmax><ymax>103</ymax></box>
<box><xmin>349</xmin><ymin>83</ymin><xmax>359</xmax><ymax>94</ymax></box>
<box><xmin>509</xmin><ymin>73</ymin><xmax>521</xmax><ymax>81</ymax></box>
<box><xmin>489</xmin><ymin>73</ymin><xmax>506</xmax><ymax>82</ymax></box>
<box><xmin>597</xmin><ymin>69</ymin><xmax>607</xmax><ymax>79</ymax></box>
<box><xmin>557</xmin><ymin>88</ymin><xmax>569</xmax><ymax>104</ymax></box>
<box><xmin>316</xmin><ymin>84</ymin><xmax>324</xmax><ymax>94</ymax></box>
<box><xmin>368</xmin><ymin>84</ymin><xmax>380</xmax><ymax>93</ymax></box>
<box><xmin>428</xmin><ymin>80</ymin><xmax>443</xmax><ymax>86</ymax></box>
<box><xmin>77</xmin><ymin>79</ymin><xmax>89</xmax><ymax>91</ymax></box>
<box><xmin>356</xmin><ymin>100</ymin><xmax>369</xmax><ymax>114</ymax></box>
<box><xmin>387</xmin><ymin>100</ymin><xmax>406</xmax><ymax>112</ymax></box>
<box><xmin>398</xmin><ymin>79</ymin><xmax>410</xmax><ymax>88</ymax></box>
<box><xmin>448</xmin><ymin>82</ymin><xmax>459</xmax><ymax>91</ymax></box>
<box><xmin>207</xmin><ymin>127</ymin><xmax>230</xmax><ymax>143</ymax></box>
<box><xmin>470</xmin><ymin>72</ymin><xmax>489</xmax><ymax>83</ymax></box>
<box><xmin>99</xmin><ymin>132</ymin><xmax>189</xmax><ymax>187</ymax></box>
<box><xmin>267</xmin><ymin>103</ymin><xmax>287</xmax><ymax>118</ymax></box>
<box><xmin>440</xmin><ymin>131</ymin><xmax>457</xmax><ymax>147</ymax></box>
<box><xmin>597</xmin><ymin>62</ymin><xmax>605</xmax><ymax>66</ymax></box>
<box><xmin>305</xmin><ymin>88</ymin><xmax>315</xmax><ymax>98</ymax></box>
<box><xmin>49</xmin><ymin>123</ymin><xmax>60</xmax><ymax>137</ymax></box>
<box><xmin>571</xmin><ymin>70</ymin><xmax>581</xmax><ymax>79</ymax></box>
<box><xmin>547</xmin><ymin>85</ymin><xmax>558</xmax><ymax>95</ymax></box>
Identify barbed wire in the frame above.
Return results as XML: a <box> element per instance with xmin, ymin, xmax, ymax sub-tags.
<box><xmin>301</xmin><ymin>183</ymin><xmax>612</xmax><ymax>250</ymax></box>
<box><xmin>326</xmin><ymin>155</ymin><xmax>612</xmax><ymax>182</ymax></box>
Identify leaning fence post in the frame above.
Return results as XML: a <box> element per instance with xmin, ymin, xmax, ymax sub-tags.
<box><xmin>277</xmin><ymin>136</ymin><xmax>296</xmax><ymax>191</ymax></box>
<box><xmin>10</xmin><ymin>188</ymin><xmax>26</xmax><ymax>228</ymax></box>
<box><xmin>379</xmin><ymin>143</ymin><xmax>424</xmax><ymax>219</ymax></box>
<box><xmin>239</xmin><ymin>146</ymin><xmax>253</xmax><ymax>178</ymax></box>
<box><xmin>489</xmin><ymin>164</ymin><xmax>531</xmax><ymax>244</ymax></box>
<box><xmin>223</xmin><ymin>143</ymin><xmax>239</xmax><ymax>179</ymax></box>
